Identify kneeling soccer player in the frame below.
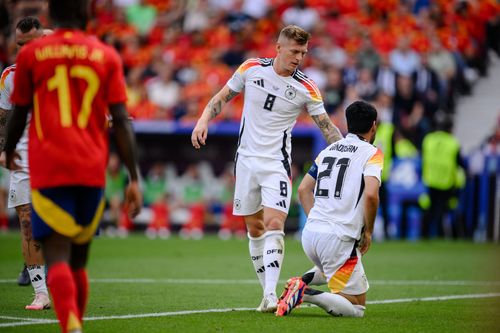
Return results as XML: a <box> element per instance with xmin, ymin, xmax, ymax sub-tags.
<box><xmin>276</xmin><ymin>101</ymin><xmax>383</xmax><ymax>317</ymax></box>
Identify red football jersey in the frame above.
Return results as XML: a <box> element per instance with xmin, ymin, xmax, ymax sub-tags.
<box><xmin>11</xmin><ymin>29</ymin><xmax>127</xmax><ymax>189</ymax></box>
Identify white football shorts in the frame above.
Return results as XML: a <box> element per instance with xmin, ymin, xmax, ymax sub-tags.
<box><xmin>8</xmin><ymin>170</ymin><xmax>31</xmax><ymax>208</ymax></box>
<box><xmin>302</xmin><ymin>224</ymin><xmax>369</xmax><ymax>295</ymax></box>
<box><xmin>233</xmin><ymin>155</ymin><xmax>291</xmax><ymax>216</ymax></box>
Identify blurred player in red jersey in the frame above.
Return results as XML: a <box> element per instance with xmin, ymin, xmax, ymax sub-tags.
<box><xmin>0</xmin><ymin>16</ymin><xmax>51</xmax><ymax>310</ymax></box>
<box><xmin>4</xmin><ymin>1</ymin><xmax>142</xmax><ymax>332</ymax></box>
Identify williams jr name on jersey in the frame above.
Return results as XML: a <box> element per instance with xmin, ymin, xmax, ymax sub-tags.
<box><xmin>307</xmin><ymin>134</ymin><xmax>384</xmax><ymax>240</ymax></box>
<box><xmin>227</xmin><ymin>58</ymin><xmax>326</xmax><ymax>161</ymax></box>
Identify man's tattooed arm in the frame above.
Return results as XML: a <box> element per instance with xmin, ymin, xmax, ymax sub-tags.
<box><xmin>0</xmin><ymin>108</ymin><xmax>9</xmax><ymax>151</ymax></box>
<box><xmin>311</xmin><ymin>113</ymin><xmax>343</xmax><ymax>144</ymax></box>
<box><xmin>206</xmin><ymin>88</ymin><xmax>239</xmax><ymax>120</ymax></box>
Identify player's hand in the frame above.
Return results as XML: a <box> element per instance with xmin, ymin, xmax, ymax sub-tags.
<box><xmin>124</xmin><ymin>181</ymin><xmax>142</xmax><ymax>218</ymax></box>
<box><xmin>191</xmin><ymin>119</ymin><xmax>208</xmax><ymax>149</ymax></box>
<box><xmin>0</xmin><ymin>151</ymin><xmax>6</xmax><ymax>168</ymax></box>
<box><xmin>5</xmin><ymin>150</ymin><xmax>22</xmax><ymax>171</ymax></box>
<box><xmin>359</xmin><ymin>231</ymin><xmax>372</xmax><ymax>255</ymax></box>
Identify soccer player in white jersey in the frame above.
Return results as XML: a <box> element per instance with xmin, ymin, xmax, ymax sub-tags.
<box><xmin>191</xmin><ymin>25</ymin><xmax>343</xmax><ymax>312</ymax></box>
<box><xmin>0</xmin><ymin>17</ymin><xmax>50</xmax><ymax>310</ymax></box>
<box><xmin>276</xmin><ymin>101</ymin><xmax>383</xmax><ymax>317</ymax></box>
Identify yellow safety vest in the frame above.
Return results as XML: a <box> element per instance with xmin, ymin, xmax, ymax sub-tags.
<box><xmin>395</xmin><ymin>138</ymin><xmax>418</xmax><ymax>158</ymax></box>
<box><xmin>422</xmin><ymin>131</ymin><xmax>460</xmax><ymax>190</ymax></box>
<box><xmin>374</xmin><ymin>122</ymin><xmax>394</xmax><ymax>182</ymax></box>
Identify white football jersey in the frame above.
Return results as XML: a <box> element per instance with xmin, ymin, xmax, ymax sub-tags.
<box><xmin>227</xmin><ymin>58</ymin><xmax>326</xmax><ymax>164</ymax></box>
<box><xmin>0</xmin><ymin>65</ymin><xmax>30</xmax><ymax>172</ymax></box>
<box><xmin>306</xmin><ymin>134</ymin><xmax>384</xmax><ymax>240</ymax></box>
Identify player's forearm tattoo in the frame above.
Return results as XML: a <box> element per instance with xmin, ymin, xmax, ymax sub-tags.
<box><xmin>208</xmin><ymin>98</ymin><xmax>222</xmax><ymax>120</ymax></box>
<box><xmin>208</xmin><ymin>89</ymin><xmax>238</xmax><ymax>120</ymax></box>
<box><xmin>224</xmin><ymin>89</ymin><xmax>239</xmax><ymax>103</ymax></box>
<box><xmin>312</xmin><ymin>114</ymin><xmax>343</xmax><ymax>144</ymax></box>
<box><xmin>0</xmin><ymin>108</ymin><xmax>8</xmax><ymax>151</ymax></box>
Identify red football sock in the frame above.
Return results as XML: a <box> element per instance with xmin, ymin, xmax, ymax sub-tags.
<box><xmin>0</xmin><ymin>216</ymin><xmax>8</xmax><ymax>229</ymax></box>
<box><xmin>48</xmin><ymin>262</ymin><xmax>82</xmax><ymax>333</ymax></box>
<box><xmin>72</xmin><ymin>268</ymin><xmax>89</xmax><ymax>321</ymax></box>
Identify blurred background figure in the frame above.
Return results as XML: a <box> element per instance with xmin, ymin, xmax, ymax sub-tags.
<box><xmin>143</xmin><ymin>162</ymin><xmax>171</xmax><ymax>239</ymax></box>
<box><xmin>177</xmin><ymin>163</ymin><xmax>209</xmax><ymax>240</ymax></box>
<box><xmin>104</xmin><ymin>152</ymin><xmax>129</xmax><ymax>237</ymax></box>
<box><xmin>421</xmin><ymin>115</ymin><xmax>465</xmax><ymax>239</ymax></box>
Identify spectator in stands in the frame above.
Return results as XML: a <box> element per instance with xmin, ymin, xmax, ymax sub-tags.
<box><xmin>390</xmin><ymin>36</ymin><xmax>420</xmax><ymax>77</ymax></box>
<box><xmin>281</xmin><ymin>0</ymin><xmax>319</xmax><ymax>32</ymax></box>
<box><xmin>225</xmin><ymin>0</ymin><xmax>253</xmax><ymax>33</ymax></box>
<box><xmin>413</xmin><ymin>53</ymin><xmax>440</xmax><ymax>129</ymax></box>
<box><xmin>241</xmin><ymin>0</ymin><xmax>270</xmax><ymax>20</ymax></box>
<box><xmin>393</xmin><ymin>75</ymin><xmax>425</xmax><ymax>148</ymax></box>
<box><xmin>375</xmin><ymin>52</ymin><xmax>396</xmax><ymax>97</ymax></box>
<box><xmin>323</xmin><ymin>66</ymin><xmax>345</xmax><ymax>116</ymax></box>
<box><xmin>352</xmin><ymin>68</ymin><xmax>378</xmax><ymax>102</ymax></box>
<box><xmin>314</xmin><ymin>35</ymin><xmax>347</xmax><ymax>69</ymax></box>
<box><xmin>427</xmin><ymin>39</ymin><xmax>457</xmax><ymax>112</ymax></box>
<box><xmin>125</xmin><ymin>0</ymin><xmax>157</xmax><ymax>36</ymax></box>
<box><xmin>356</xmin><ymin>37</ymin><xmax>380</xmax><ymax>72</ymax></box>
<box><xmin>183</xmin><ymin>0</ymin><xmax>212</xmax><ymax>33</ymax></box>
<box><xmin>303</xmin><ymin>55</ymin><xmax>327</xmax><ymax>90</ymax></box>
<box><xmin>145</xmin><ymin>63</ymin><xmax>180</xmax><ymax>118</ymax></box>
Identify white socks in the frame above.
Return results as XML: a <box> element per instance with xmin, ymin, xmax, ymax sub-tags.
<box><xmin>263</xmin><ymin>230</ymin><xmax>284</xmax><ymax>296</ymax></box>
<box><xmin>303</xmin><ymin>291</ymin><xmax>365</xmax><ymax>317</ymax></box>
<box><xmin>27</xmin><ymin>265</ymin><xmax>48</xmax><ymax>295</ymax></box>
<box><xmin>248</xmin><ymin>230</ymin><xmax>285</xmax><ymax>296</ymax></box>
<box><xmin>248</xmin><ymin>233</ymin><xmax>266</xmax><ymax>291</ymax></box>
<box><xmin>302</xmin><ymin>266</ymin><xmax>327</xmax><ymax>286</ymax></box>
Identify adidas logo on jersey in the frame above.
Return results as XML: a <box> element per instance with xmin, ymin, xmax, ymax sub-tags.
<box><xmin>257</xmin><ymin>266</ymin><xmax>265</xmax><ymax>273</ymax></box>
<box><xmin>253</xmin><ymin>79</ymin><xmax>264</xmax><ymax>87</ymax></box>
<box><xmin>31</xmin><ymin>274</ymin><xmax>43</xmax><ymax>282</ymax></box>
<box><xmin>267</xmin><ymin>260</ymin><xmax>280</xmax><ymax>268</ymax></box>
<box><xmin>276</xmin><ymin>200</ymin><xmax>286</xmax><ymax>208</ymax></box>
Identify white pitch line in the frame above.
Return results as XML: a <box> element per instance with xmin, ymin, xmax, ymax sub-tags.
<box><xmin>0</xmin><ymin>315</ymin><xmax>54</xmax><ymax>323</ymax></box>
<box><xmin>1</xmin><ymin>292</ymin><xmax>500</xmax><ymax>328</ymax></box>
<box><xmin>2</xmin><ymin>278</ymin><xmax>500</xmax><ymax>286</ymax></box>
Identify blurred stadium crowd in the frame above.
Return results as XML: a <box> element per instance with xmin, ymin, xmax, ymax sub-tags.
<box><xmin>0</xmin><ymin>0</ymin><xmax>499</xmax><ymax>239</ymax></box>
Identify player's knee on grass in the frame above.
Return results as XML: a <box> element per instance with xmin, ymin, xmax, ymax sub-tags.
<box><xmin>302</xmin><ymin>266</ymin><xmax>327</xmax><ymax>286</ymax></box>
<box><xmin>303</xmin><ymin>288</ymin><xmax>365</xmax><ymax>317</ymax></box>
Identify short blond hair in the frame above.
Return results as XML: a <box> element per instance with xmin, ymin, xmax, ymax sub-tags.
<box><xmin>278</xmin><ymin>25</ymin><xmax>310</xmax><ymax>45</ymax></box>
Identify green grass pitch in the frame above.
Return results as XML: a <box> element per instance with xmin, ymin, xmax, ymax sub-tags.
<box><xmin>1</xmin><ymin>232</ymin><xmax>499</xmax><ymax>332</ymax></box>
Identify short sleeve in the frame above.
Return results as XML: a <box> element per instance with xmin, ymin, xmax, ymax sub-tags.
<box><xmin>304</xmin><ymin>79</ymin><xmax>326</xmax><ymax>116</ymax></box>
<box><xmin>0</xmin><ymin>69</ymin><xmax>13</xmax><ymax>110</ymax></box>
<box><xmin>11</xmin><ymin>48</ymin><xmax>34</xmax><ymax>107</ymax></box>
<box><xmin>226</xmin><ymin>58</ymin><xmax>262</xmax><ymax>93</ymax></box>
<box><xmin>105</xmin><ymin>48</ymin><xmax>127</xmax><ymax>104</ymax></box>
<box><xmin>364</xmin><ymin>148</ymin><xmax>384</xmax><ymax>184</ymax></box>
<box><xmin>226</xmin><ymin>64</ymin><xmax>246</xmax><ymax>93</ymax></box>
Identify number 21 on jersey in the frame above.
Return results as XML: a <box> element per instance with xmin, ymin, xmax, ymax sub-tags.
<box><xmin>315</xmin><ymin>156</ymin><xmax>351</xmax><ymax>199</ymax></box>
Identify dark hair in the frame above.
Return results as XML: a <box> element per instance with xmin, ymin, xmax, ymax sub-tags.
<box><xmin>346</xmin><ymin>101</ymin><xmax>377</xmax><ymax>134</ymax></box>
<box><xmin>49</xmin><ymin>0</ymin><xmax>89</xmax><ymax>29</ymax></box>
<box><xmin>15</xmin><ymin>16</ymin><xmax>41</xmax><ymax>33</ymax></box>
<box><xmin>434</xmin><ymin>113</ymin><xmax>454</xmax><ymax>132</ymax></box>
